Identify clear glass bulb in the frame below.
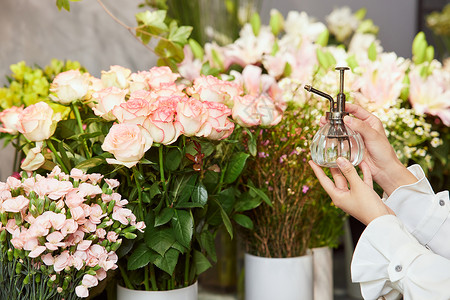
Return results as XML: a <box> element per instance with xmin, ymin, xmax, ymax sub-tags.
<box><xmin>310</xmin><ymin>120</ymin><xmax>364</xmax><ymax>167</ymax></box>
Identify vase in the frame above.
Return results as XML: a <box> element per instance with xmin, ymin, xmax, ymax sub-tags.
<box><xmin>312</xmin><ymin>246</ymin><xmax>333</xmax><ymax>300</ymax></box>
<box><xmin>116</xmin><ymin>282</ymin><xmax>198</xmax><ymax>300</ymax></box>
<box><xmin>244</xmin><ymin>252</ymin><xmax>313</xmax><ymax>300</ymax></box>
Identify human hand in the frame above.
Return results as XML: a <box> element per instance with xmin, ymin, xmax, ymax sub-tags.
<box><xmin>320</xmin><ymin>103</ymin><xmax>417</xmax><ymax>195</ymax></box>
<box><xmin>309</xmin><ymin>157</ymin><xmax>395</xmax><ymax>225</ymax></box>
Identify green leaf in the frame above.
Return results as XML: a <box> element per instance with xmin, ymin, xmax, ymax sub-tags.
<box><xmin>191</xmin><ymin>182</ymin><xmax>208</xmax><ymax>206</ymax></box>
<box><xmin>316</xmin><ymin>29</ymin><xmax>329</xmax><ymax>46</ymax></box>
<box><xmin>425</xmin><ymin>45</ymin><xmax>434</xmax><ymax>62</ymax></box>
<box><xmin>316</xmin><ymin>48</ymin><xmax>330</xmax><ymax>69</ymax></box>
<box><xmin>171</xmin><ymin>210</ymin><xmax>193</xmax><ymax>248</ymax></box>
<box><xmin>136</xmin><ymin>10</ymin><xmax>167</xmax><ymax>29</ymax></box>
<box><xmin>155</xmin><ymin>39</ymin><xmax>185</xmax><ymax>62</ymax></box>
<box><xmin>247</xmin><ymin>185</ymin><xmax>272</xmax><ymax>207</ymax></box>
<box><xmin>232</xmin><ymin>214</ymin><xmax>254</xmax><ymax>229</ymax></box>
<box><xmin>199</xmin><ymin>230</ymin><xmax>217</xmax><ymax>262</ymax></box>
<box><xmin>193</xmin><ymin>250</ymin><xmax>212</xmax><ymax>275</ymax></box>
<box><xmin>346</xmin><ymin>54</ymin><xmax>359</xmax><ymax>71</ymax></box>
<box><xmin>127</xmin><ymin>243</ymin><xmax>152</xmax><ymax>270</ymax></box>
<box><xmin>172</xmin><ymin>174</ymin><xmax>198</xmax><ymax>203</ymax></box>
<box><xmin>224</xmin><ymin>152</ymin><xmax>250</xmax><ymax>184</ymax></box>
<box><xmin>145</xmin><ymin>227</ymin><xmax>176</xmax><ymax>256</ymax></box>
<box><xmin>150</xmin><ymin>248</ymin><xmax>180</xmax><ymax>275</ymax></box>
<box><xmin>235</xmin><ymin>196</ymin><xmax>262</xmax><ymax>212</ymax></box>
<box><xmin>165</xmin><ymin>148</ymin><xmax>182</xmax><ymax>171</ymax></box>
<box><xmin>149</xmin><ymin>182</ymin><xmax>161</xmax><ymax>200</ymax></box>
<box><xmin>220</xmin><ymin>204</ymin><xmax>233</xmax><ymax>239</ymax></box>
<box><xmin>412</xmin><ymin>32</ymin><xmax>427</xmax><ymax>64</ymax></box>
<box><xmin>58</xmin><ymin>141</ymin><xmax>72</xmax><ymax>170</ymax></box>
<box><xmin>56</xmin><ymin>0</ymin><xmax>70</xmax><ymax>11</ymax></box>
<box><xmin>154</xmin><ymin>207</ymin><xmax>174</xmax><ymax>227</ymax></box>
<box><xmin>74</xmin><ymin>157</ymin><xmax>105</xmax><ymax>172</ymax></box>
<box><xmin>169</xmin><ymin>25</ymin><xmax>193</xmax><ymax>45</ymax></box>
<box><xmin>368</xmin><ymin>42</ymin><xmax>377</xmax><ymax>61</ymax></box>
<box><xmin>250</xmin><ymin>12</ymin><xmax>261</xmax><ymax>36</ymax></box>
<box><xmin>354</xmin><ymin>7</ymin><xmax>367</xmax><ymax>20</ymax></box>
<box><xmin>189</xmin><ymin>38</ymin><xmax>204</xmax><ymax>60</ymax></box>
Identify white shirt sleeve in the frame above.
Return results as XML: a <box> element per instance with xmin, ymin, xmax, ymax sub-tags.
<box><xmin>351</xmin><ymin>215</ymin><xmax>450</xmax><ymax>300</ymax></box>
<box><xmin>382</xmin><ymin>164</ymin><xmax>450</xmax><ymax>258</ymax></box>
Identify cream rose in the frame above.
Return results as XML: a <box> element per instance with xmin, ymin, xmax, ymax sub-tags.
<box><xmin>101</xmin><ymin>65</ymin><xmax>131</xmax><ymax>89</ymax></box>
<box><xmin>231</xmin><ymin>95</ymin><xmax>260</xmax><ymax>127</ymax></box>
<box><xmin>50</xmin><ymin>70</ymin><xmax>90</xmax><ymax>104</ymax></box>
<box><xmin>176</xmin><ymin>97</ymin><xmax>208</xmax><ymax>136</ymax></box>
<box><xmin>21</xmin><ymin>144</ymin><xmax>45</xmax><ymax>172</ymax></box>
<box><xmin>102</xmin><ymin>123</ymin><xmax>153</xmax><ymax>168</ymax></box>
<box><xmin>0</xmin><ymin>106</ymin><xmax>23</xmax><ymax>134</ymax></box>
<box><xmin>92</xmin><ymin>87</ymin><xmax>127</xmax><ymax>121</ymax></box>
<box><xmin>198</xmin><ymin>101</ymin><xmax>234</xmax><ymax>140</ymax></box>
<box><xmin>187</xmin><ymin>75</ymin><xmax>242</xmax><ymax>106</ymax></box>
<box><xmin>145</xmin><ymin>66</ymin><xmax>180</xmax><ymax>90</ymax></box>
<box><xmin>112</xmin><ymin>98</ymin><xmax>152</xmax><ymax>125</ymax></box>
<box><xmin>17</xmin><ymin>102</ymin><xmax>61</xmax><ymax>142</ymax></box>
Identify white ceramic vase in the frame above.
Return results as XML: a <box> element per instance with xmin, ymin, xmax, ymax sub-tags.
<box><xmin>245</xmin><ymin>252</ymin><xmax>313</xmax><ymax>300</ymax></box>
<box><xmin>312</xmin><ymin>246</ymin><xmax>333</xmax><ymax>300</ymax></box>
<box><xmin>116</xmin><ymin>282</ymin><xmax>198</xmax><ymax>300</ymax></box>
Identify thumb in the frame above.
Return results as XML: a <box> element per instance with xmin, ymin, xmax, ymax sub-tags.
<box><xmin>336</xmin><ymin>157</ymin><xmax>361</xmax><ymax>187</ymax></box>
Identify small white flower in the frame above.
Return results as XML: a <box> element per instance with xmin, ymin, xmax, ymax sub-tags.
<box><xmin>431</xmin><ymin>138</ymin><xmax>442</xmax><ymax>148</ymax></box>
<box><xmin>414</xmin><ymin>127</ymin><xmax>424</xmax><ymax>135</ymax></box>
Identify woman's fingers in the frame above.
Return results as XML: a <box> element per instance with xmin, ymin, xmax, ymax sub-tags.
<box><xmin>308</xmin><ymin>160</ymin><xmax>338</xmax><ymax>196</ymax></box>
<box><xmin>336</xmin><ymin>157</ymin><xmax>362</xmax><ymax>188</ymax></box>
<box><xmin>360</xmin><ymin>161</ymin><xmax>373</xmax><ymax>189</ymax></box>
<box><xmin>330</xmin><ymin>167</ymin><xmax>348</xmax><ymax>190</ymax></box>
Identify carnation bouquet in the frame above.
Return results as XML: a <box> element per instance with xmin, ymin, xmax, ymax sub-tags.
<box><xmin>0</xmin><ymin>167</ymin><xmax>142</xmax><ymax>299</ymax></box>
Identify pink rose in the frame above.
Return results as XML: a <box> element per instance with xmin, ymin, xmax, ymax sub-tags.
<box><xmin>129</xmin><ymin>71</ymin><xmax>151</xmax><ymax>92</ymax></box>
<box><xmin>198</xmin><ymin>101</ymin><xmax>234</xmax><ymax>140</ymax></box>
<box><xmin>0</xmin><ymin>106</ymin><xmax>23</xmax><ymax>134</ymax></box>
<box><xmin>2</xmin><ymin>195</ymin><xmax>29</xmax><ymax>213</ymax></box>
<box><xmin>112</xmin><ymin>98</ymin><xmax>152</xmax><ymax>125</ymax></box>
<box><xmin>255</xmin><ymin>94</ymin><xmax>283</xmax><ymax>127</ymax></box>
<box><xmin>21</xmin><ymin>145</ymin><xmax>45</xmax><ymax>172</ymax></box>
<box><xmin>187</xmin><ymin>75</ymin><xmax>242</xmax><ymax>105</ymax></box>
<box><xmin>91</xmin><ymin>87</ymin><xmax>127</xmax><ymax>121</ymax></box>
<box><xmin>102</xmin><ymin>123</ymin><xmax>153</xmax><ymax>168</ymax></box>
<box><xmin>145</xmin><ymin>66</ymin><xmax>180</xmax><ymax>90</ymax></box>
<box><xmin>17</xmin><ymin>102</ymin><xmax>61</xmax><ymax>142</ymax></box>
<box><xmin>101</xmin><ymin>65</ymin><xmax>131</xmax><ymax>89</ymax></box>
<box><xmin>50</xmin><ymin>70</ymin><xmax>90</xmax><ymax>104</ymax></box>
<box><xmin>176</xmin><ymin>97</ymin><xmax>208</xmax><ymax>136</ymax></box>
<box><xmin>142</xmin><ymin>97</ymin><xmax>183</xmax><ymax>145</ymax></box>
<box><xmin>232</xmin><ymin>95</ymin><xmax>260</xmax><ymax>127</ymax></box>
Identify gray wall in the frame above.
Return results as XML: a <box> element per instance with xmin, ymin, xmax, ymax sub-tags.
<box><xmin>0</xmin><ymin>0</ymin><xmax>418</xmax><ymax>180</ymax></box>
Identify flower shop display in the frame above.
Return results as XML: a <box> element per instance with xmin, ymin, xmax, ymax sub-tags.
<box><xmin>0</xmin><ymin>167</ymin><xmax>143</xmax><ymax>299</ymax></box>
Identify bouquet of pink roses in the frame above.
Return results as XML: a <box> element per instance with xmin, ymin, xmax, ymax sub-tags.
<box><xmin>0</xmin><ymin>166</ymin><xmax>143</xmax><ymax>299</ymax></box>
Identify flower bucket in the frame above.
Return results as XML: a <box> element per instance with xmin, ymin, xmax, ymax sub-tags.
<box><xmin>117</xmin><ymin>282</ymin><xmax>198</xmax><ymax>300</ymax></box>
<box><xmin>312</xmin><ymin>246</ymin><xmax>333</xmax><ymax>300</ymax></box>
<box><xmin>245</xmin><ymin>252</ymin><xmax>313</xmax><ymax>300</ymax></box>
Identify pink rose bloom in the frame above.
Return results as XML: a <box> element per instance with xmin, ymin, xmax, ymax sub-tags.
<box><xmin>53</xmin><ymin>250</ymin><xmax>71</xmax><ymax>272</ymax></box>
<box><xmin>176</xmin><ymin>97</ymin><xmax>208</xmax><ymax>136</ymax></box>
<box><xmin>106</xmin><ymin>231</ymin><xmax>118</xmax><ymax>243</ymax></box>
<box><xmin>78</xmin><ymin>182</ymin><xmax>103</xmax><ymax>197</ymax></box>
<box><xmin>50</xmin><ymin>70</ymin><xmax>90</xmax><ymax>104</ymax></box>
<box><xmin>112</xmin><ymin>98</ymin><xmax>152</xmax><ymax>125</ymax></box>
<box><xmin>352</xmin><ymin>52</ymin><xmax>408</xmax><ymax>109</ymax></box>
<box><xmin>101</xmin><ymin>65</ymin><xmax>131</xmax><ymax>89</ymax></box>
<box><xmin>2</xmin><ymin>195</ymin><xmax>29</xmax><ymax>213</ymax></box>
<box><xmin>104</xmin><ymin>178</ymin><xmax>120</xmax><ymax>190</ymax></box>
<box><xmin>21</xmin><ymin>145</ymin><xmax>45</xmax><ymax>172</ymax></box>
<box><xmin>142</xmin><ymin>97</ymin><xmax>183</xmax><ymax>145</ymax></box>
<box><xmin>102</xmin><ymin>123</ymin><xmax>153</xmax><ymax>168</ymax></box>
<box><xmin>145</xmin><ymin>66</ymin><xmax>180</xmax><ymax>90</ymax></box>
<box><xmin>0</xmin><ymin>106</ymin><xmax>23</xmax><ymax>134</ymax></box>
<box><xmin>77</xmin><ymin>240</ymin><xmax>93</xmax><ymax>251</ymax></box>
<box><xmin>87</xmin><ymin>173</ymin><xmax>103</xmax><ymax>185</ymax></box>
<box><xmin>187</xmin><ymin>75</ymin><xmax>242</xmax><ymax>106</ymax></box>
<box><xmin>70</xmin><ymin>168</ymin><xmax>89</xmax><ymax>181</ymax></box>
<box><xmin>45</xmin><ymin>231</ymin><xmax>65</xmax><ymax>251</ymax></box>
<box><xmin>129</xmin><ymin>90</ymin><xmax>153</xmax><ymax>102</ymax></box>
<box><xmin>17</xmin><ymin>102</ymin><xmax>61</xmax><ymax>142</ymax></box>
<box><xmin>91</xmin><ymin>87</ymin><xmax>127</xmax><ymax>121</ymax></box>
<box><xmin>61</xmin><ymin>219</ymin><xmax>78</xmax><ymax>236</ymax></box>
<box><xmin>198</xmin><ymin>101</ymin><xmax>234</xmax><ymax>140</ymax></box>
<box><xmin>232</xmin><ymin>95</ymin><xmax>260</xmax><ymax>127</ymax></box>
<box><xmin>6</xmin><ymin>176</ymin><xmax>21</xmax><ymax>190</ymax></box>
<box><xmin>112</xmin><ymin>207</ymin><xmax>134</xmax><ymax>225</ymax></box>
<box><xmin>255</xmin><ymin>94</ymin><xmax>283</xmax><ymax>127</ymax></box>
<box><xmin>149</xmin><ymin>83</ymin><xmax>185</xmax><ymax>101</ymax></box>
<box><xmin>408</xmin><ymin>63</ymin><xmax>450</xmax><ymax>126</ymax></box>
<box><xmin>129</xmin><ymin>71</ymin><xmax>151</xmax><ymax>92</ymax></box>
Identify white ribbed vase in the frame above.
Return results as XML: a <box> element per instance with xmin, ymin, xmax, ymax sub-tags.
<box><xmin>117</xmin><ymin>282</ymin><xmax>198</xmax><ymax>300</ymax></box>
<box><xmin>312</xmin><ymin>247</ymin><xmax>333</xmax><ymax>300</ymax></box>
<box><xmin>245</xmin><ymin>252</ymin><xmax>313</xmax><ymax>300</ymax></box>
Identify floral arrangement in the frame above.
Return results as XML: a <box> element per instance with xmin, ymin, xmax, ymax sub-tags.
<box><xmin>0</xmin><ymin>60</ymin><xmax>283</xmax><ymax>292</ymax></box>
<box><xmin>0</xmin><ymin>167</ymin><xmax>143</xmax><ymax>299</ymax></box>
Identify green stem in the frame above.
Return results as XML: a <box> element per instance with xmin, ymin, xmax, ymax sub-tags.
<box><xmin>133</xmin><ymin>168</ymin><xmax>144</xmax><ymax>220</ymax></box>
<box><xmin>46</xmin><ymin>141</ymin><xmax>70</xmax><ymax>174</ymax></box>
<box><xmin>118</xmin><ymin>264</ymin><xmax>133</xmax><ymax>290</ymax></box>
<box><xmin>149</xmin><ymin>264</ymin><xmax>158</xmax><ymax>291</ymax></box>
<box><xmin>72</xmin><ymin>103</ymin><xmax>91</xmax><ymax>159</ymax></box>
<box><xmin>144</xmin><ymin>265</ymin><xmax>150</xmax><ymax>291</ymax></box>
<box><xmin>158</xmin><ymin>146</ymin><xmax>169</xmax><ymax>206</ymax></box>
<box><xmin>184</xmin><ymin>252</ymin><xmax>190</xmax><ymax>287</ymax></box>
